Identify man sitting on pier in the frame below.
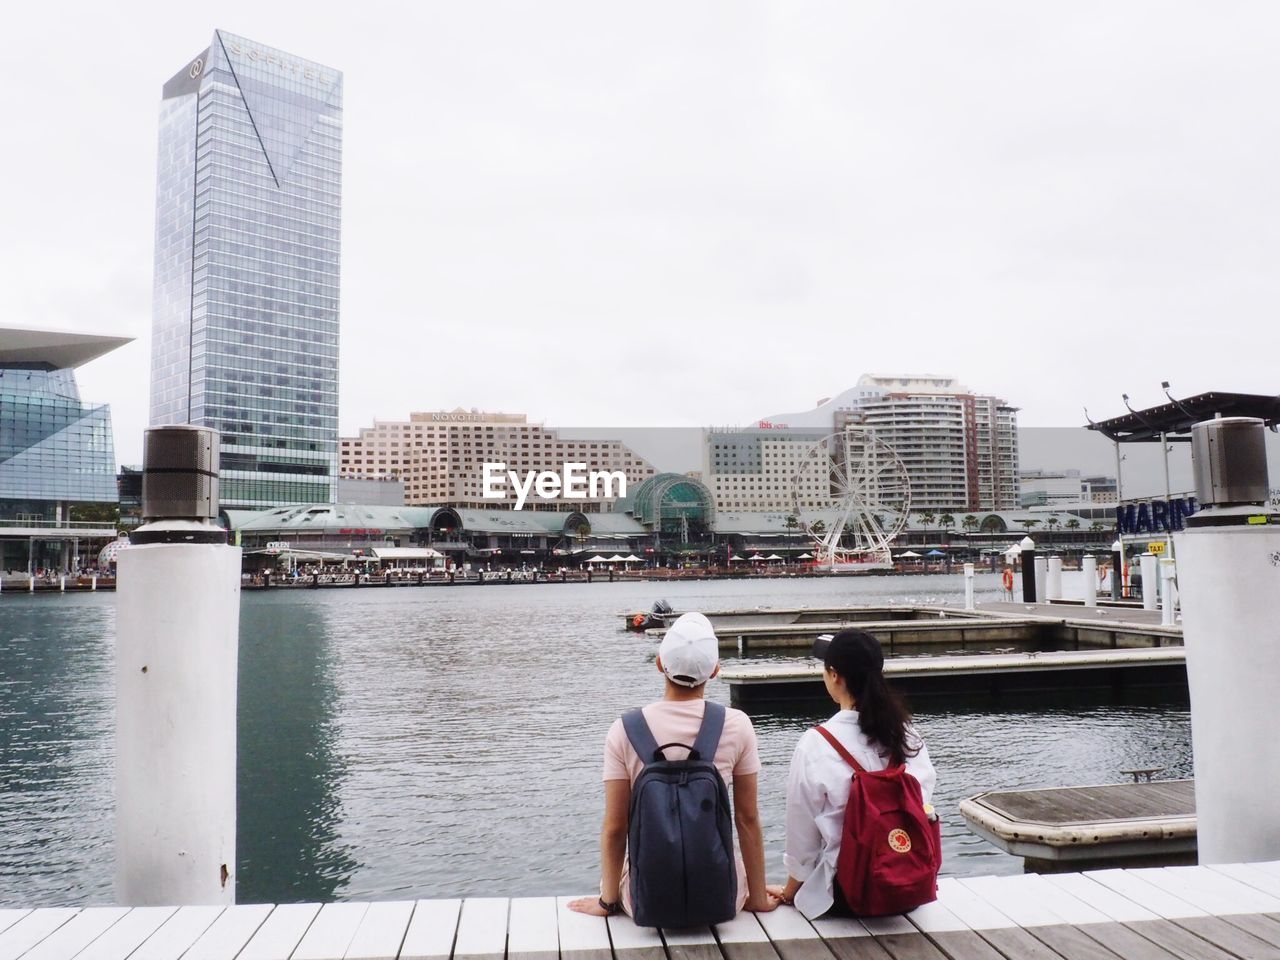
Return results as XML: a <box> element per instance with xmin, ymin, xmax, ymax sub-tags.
<box><xmin>569</xmin><ymin>612</ymin><xmax>778</xmax><ymax>920</ymax></box>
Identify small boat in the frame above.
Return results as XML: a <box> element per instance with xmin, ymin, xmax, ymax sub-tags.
<box><xmin>625</xmin><ymin>599</ymin><xmax>673</xmax><ymax>631</ymax></box>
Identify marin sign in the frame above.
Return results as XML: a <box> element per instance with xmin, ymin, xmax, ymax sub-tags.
<box><xmin>1116</xmin><ymin>497</ymin><xmax>1198</xmax><ymax>536</ymax></box>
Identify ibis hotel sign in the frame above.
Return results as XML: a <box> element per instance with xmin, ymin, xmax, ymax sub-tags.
<box><xmin>1116</xmin><ymin>497</ymin><xmax>1198</xmax><ymax>535</ymax></box>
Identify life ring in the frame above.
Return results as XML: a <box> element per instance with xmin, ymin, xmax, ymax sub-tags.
<box><xmin>632</xmin><ymin>613</ymin><xmax>646</xmax><ymax>629</ymax></box>
<box><xmin>1001</xmin><ymin>568</ymin><xmax>1014</xmax><ymax>591</ymax></box>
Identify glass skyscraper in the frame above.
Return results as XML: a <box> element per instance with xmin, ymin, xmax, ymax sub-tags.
<box><xmin>150</xmin><ymin>30</ymin><xmax>342</xmax><ymax>509</ymax></box>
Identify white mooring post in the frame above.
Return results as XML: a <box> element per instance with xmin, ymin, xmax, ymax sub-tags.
<box><xmin>1033</xmin><ymin>555</ymin><xmax>1047</xmax><ymax>605</ymax></box>
<box><xmin>1176</xmin><ymin>416</ymin><xmax>1280</xmax><ymax>863</ymax></box>
<box><xmin>1140</xmin><ymin>552</ymin><xmax>1159</xmax><ymax>610</ymax></box>
<box><xmin>1046</xmin><ymin>556</ymin><xmax>1062</xmax><ymax>601</ymax></box>
<box><xmin>963</xmin><ymin>562</ymin><xmax>975</xmax><ymax>610</ymax></box>
<box><xmin>115</xmin><ymin>426</ymin><xmax>240</xmax><ymax>905</ymax></box>
<box><xmin>1081</xmin><ymin>555</ymin><xmax>1097</xmax><ymax>607</ymax></box>
<box><xmin>1159</xmin><ymin>558</ymin><xmax>1176</xmax><ymax>626</ymax></box>
<box><xmin>59</xmin><ymin>575</ymin><xmax>65</xmax><ymax>592</ymax></box>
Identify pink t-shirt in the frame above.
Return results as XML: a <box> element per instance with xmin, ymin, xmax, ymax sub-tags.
<box><xmin>602</xmin><ymin>699</ymin><xmax>761</xmax><ymax>784</ymax></box>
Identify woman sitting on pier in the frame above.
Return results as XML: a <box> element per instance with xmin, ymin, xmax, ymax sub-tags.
<box><xmin>770</xmin><ymin>629</ymin><xmax>937</xmax><ymax>918</ymax></box>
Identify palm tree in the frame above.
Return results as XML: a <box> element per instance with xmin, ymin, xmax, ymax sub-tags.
<box><xmin>1044</xmin><ymin>516</ymin><xmax>1060</xmax><ymax>533</ymax></box>
<box><xmin>1089</xmin><ymin>520</ymin><xmax>1105</xmax><ymax>533</ymax></box>
<box><xmin>962</xmin><ymin>514</ymin><xmax>979</xmax><ymax>534</ymax></box>
<box><xmin>1022</xmin><ymin>518</ymin><xmax>1041</xmax><ymax>532</ymax></box>
<box><xmin>811</xmin><ymin>519</ymin><xmax>826</xmax><ymax>537</ymax></box>
<box><xmin>784</xmin><ymin>514</ymin><xmax>799</xmax><ymax>536</ymax></box>
<box><xmin>1065</xmin><ymin>518</ymin><xmax>1081</xmax><ymax>532</ymax></box>
<box><xmin>938</xmin><ymin>513</ymin><xmax>955</xmax><ymax>533</ymax></box>
<box><xmin>919</xmin><ymin>510</ymin><xmax>936</xmax><ymax>531</ymax></box>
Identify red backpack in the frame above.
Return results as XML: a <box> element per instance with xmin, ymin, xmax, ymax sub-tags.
<box><xmin>815</xmin><ymin>725</ymin><xmax>941</xmax><ymax>916</ymax></box>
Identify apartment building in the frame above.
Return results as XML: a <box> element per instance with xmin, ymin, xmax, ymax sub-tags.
<box><xmin>339</xmin><ymin>410</ymin><xmax>655</xmax><ymax>510</ymax></box>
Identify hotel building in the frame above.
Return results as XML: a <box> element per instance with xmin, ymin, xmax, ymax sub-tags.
<box><xmin>339</xmin><ymin>410</ymin><xmax>656</xmax><ymax>510</ymax></box>
<box><xmin>738</xmin><ymin>374</ymin><xmax>1019</xmax><ymax>513</ymax></box>
<box><xmin>149</xmin><ymin>31</ymin><xmax>342</xmax><ymax>509</ymax></box>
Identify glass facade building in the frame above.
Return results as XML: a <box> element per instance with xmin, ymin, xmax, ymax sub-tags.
<box><xmin>150</xmin><ymin>30</ymin><xmax>342</xmax><ymax>509</ymax></box>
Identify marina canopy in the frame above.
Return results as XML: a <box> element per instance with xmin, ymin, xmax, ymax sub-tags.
<box><xmin>370</xmin><ymin>547</ymin><xmax>444</xmax><ymax>561</ymax></box>
<box><xmin>1086</xmin><ymin>391</ymin><xmax>1280</xmax><ymax>443</ymax></box>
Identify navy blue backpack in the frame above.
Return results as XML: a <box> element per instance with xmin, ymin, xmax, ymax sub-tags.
<box><xmin>622</xmin><ymin>701</ymin><xmax>737</xmax><ymax>927</ymax></box>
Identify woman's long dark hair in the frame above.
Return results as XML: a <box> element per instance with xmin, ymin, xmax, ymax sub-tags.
<box><xmin>824</xmin><ymin>628</ymin><xmax>919</xmax><ymax>766</ymax></box>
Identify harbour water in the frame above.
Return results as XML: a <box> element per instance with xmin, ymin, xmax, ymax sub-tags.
<box><xmin>0</xmin><ymin>573</ymin><xmax>1191</xmax><ymax>907</ymax></box>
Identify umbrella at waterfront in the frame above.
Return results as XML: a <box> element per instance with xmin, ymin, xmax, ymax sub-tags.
<box><xmin>898</xmin><ymin>550</ymin><xmax>922</xmax><ymax>558</ymax></box>
<box><xmin>798</xmin><ymin>552</ymin><xmax>814</xmax><ymax>559</ymax></box>
<box><xmin>624</xmin><ymin>554</ymin><xmax>641</xmax><ymax>562</ymax></box>
<box><xmin>587</xmin><ymin>555</ymin><xmax>608</xmax><ymax>563</ymax></box>
<box><xmin>607</xmin><ymin>554</ymin><xmax>626</xmax><ymax>562</ymax></box>
<box><xmin>730</xmin><ymin>554</ymin><xmax>745</xmax><ymax>561</ymax></box>
<box><xmin>749</xmin><ymin>553</ymin><xmax>764</xmax><ymax>560</ymax></box>
<box><xmin>765</xmin><ymin>554</ymin><xmax>783</xmax><ymax>561</ymax></box>
<box><xmin>926</xmin><ymin>549</ymin><xmax>946</xmax><ymax>557</ymax></box>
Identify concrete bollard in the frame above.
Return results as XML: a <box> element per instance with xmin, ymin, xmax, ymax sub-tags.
<box><xmin>1177</xmin><ymin>416</ymin><xmax>1280</xmax><ymax>863</ymax></box>
<box><xmin>1020</xmin><ymin>538</ymin><xmax>1037</xmax><ymax>602</ymax></box>
<box><xmin>963</xmin><ymin>563</ymin><xmax>975</xmax><ymax>611</ymax></box>
<box><xmin>1111</xmin><ymin>541</ymin><xmax>1123</xmax><ymax>600</ymax></box>
<box><xmin>115</xmin><ymin>426</ymin><xmax>240</xmax><ymax>906</ymax></box>
<box><xmin>1160</xmin><ymin>559</ymin><xmax>1177</xmax><ymax>626</ymax></box>
<box><xmin>91</xmin><ymin>575</ymin><xmax>97</xmax><ymax>591</ymax></box>
<box><xmin>1081</xmin><ymin>555</ymin><xmax>1097</xmax><ymax>607</ymax></box>
<box><xmin>1140</xmin><ymin>552</ymin><xmax>1158</xmax><ymax>611</ymax></box>
<box><xmin>1046</xmin><ymin>556</ymin><xmax>1062</xmax><ymax>601</ymax></box>
<box><xmin>60</xmin><ymin>575</ymin><xmax>66</xmax><ymax>592</ymax></box>
<box><xmin>29</xmin><ymin>577</ymin><xmax>35</xmax><ymax>593</ymax></box>
<box><xmin>1034</xmin><ymin>556</ymin><xmax>1047</xmax><ymax>605</ymax></box>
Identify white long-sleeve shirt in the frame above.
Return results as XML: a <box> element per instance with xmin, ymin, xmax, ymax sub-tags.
<box><xmin>783</xmin><ymin>709</ymin><xmax>936</xmax><ymax>919</ymax></box>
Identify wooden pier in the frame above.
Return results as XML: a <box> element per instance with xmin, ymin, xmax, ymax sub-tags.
<box><xmin>637</xmin><ymin>604</ymin><xmax>1181</xmax><ymax>655</ymax></box>
<box><xmin>721</xmin><ymin>647</ymin><xmax>1188</xmax><ymax>705</ymax></box>
<box><xmin>961</xmin><ymin>780</ymin><xmax>1197</xmax><ymax>871</ymax></box>
<box><xmin>6</xmin><ymin>862</ymin><xmax>1280</xmax><ymax>959</ymax></box>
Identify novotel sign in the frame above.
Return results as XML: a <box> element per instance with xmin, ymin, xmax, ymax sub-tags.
<box><xmin>1116</xmin><ymin>497</ymin><xmax>1198</xmax><ymax>536</ymax></box>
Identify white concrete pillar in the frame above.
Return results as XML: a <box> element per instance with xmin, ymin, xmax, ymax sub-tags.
<box><xmin>1046</xmin><ymin>556</ymin><xmax>1063</xmax><ymax>600</ymax></box>
<box><xmin>29</xmin><ymin>577</ymin><xmax>34</xmax><ymax>593</ymax></box>
<box><xmin>1177</xmin><ymin>522</ymin><xmax>1280</xmax><ymax>862</ymax></box>
<box><xmin>59</xmin><ymin>575</ymin><xmax>66</xmax><ymax>592</ymax></box>
<box><xmin>1140</xmin><ymin>552</ymin><xmax>1158</xmax><ymax>610</ymax></box>
<box><xmin>1160</xmin><ymin>559</ymin><xmax>1177</xmax><ymax>626</ymax></box>
<box><xmin>115</xmin><ymin>425</ymin><xmax>241</xmax><ymax>906</ymax></box>
<box><xmin>963</xmin><ymin>563</ymin><xmax>975</xmax><ymax>611</ymax></box>
<box><xmin>91</xmin><ymin>575</ymin><xmax>97</xmax><ymax>591</ymax></box>
<box><xmin>1033</xmin><ymin>556</ymin><xmax>1047</xmax><ymax>604</ymax></box>
<box><xmin>116</xmin><ymin>540</ymin><xmax>239</xmax><ymax>905</ymax></box>
<box><xmin>1081</xmin><ymin>555</ymin><xmax>1097</xmax><ymax>607</ymax></box>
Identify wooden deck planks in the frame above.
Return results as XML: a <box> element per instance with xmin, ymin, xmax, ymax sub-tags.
<box><xmin>554</xmin><ymin>897</ymin><xmax>611</xmax><ymax>960</ymax></box>
<box><xmin>74</xmin><ymin>906</ymin><xmax>177</xmax><ymax>960</ymax></box>
<box><xmin>129</xmin><ymin>905</ymin><xmax>224</xmax><ymax>960</ymax></box>
<box><xmin>344</xmin><ymin>900</ymin><xmax>416</xmax><ymax>960</ymax></box>
<box><xmin>508</xmin><ymin>897</ymin><xmax>559</xmax><ymax>960</ymax></box>
<box><xmin>399</xmin><ymin>899</ymin><xmax>462</xmax><ymax>960</ymax></box>
<box><xmin>12</xmin><ymin>863</ymin><xmax>1280</xmax><ymax>960</ymax></box>
<box><xmin>0</xmin><ymin>908</ymin><xmax>79</xmax><ymax>960</ymax></box>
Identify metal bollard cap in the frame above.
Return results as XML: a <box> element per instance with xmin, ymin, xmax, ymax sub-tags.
<box><xmin>1191</xmin><ymin>417</ymin><xmax>1269</xmax><ymax>508</ymax></box>
<box><xmin>142</xmin><ymin>426</ymin><xmax>220</xmax><ymax>521</ymax></box>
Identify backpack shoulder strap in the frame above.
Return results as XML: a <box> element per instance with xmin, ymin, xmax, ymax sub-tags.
<box><xmin>691</xmin><ymin>701</ymin><xmax>726</xmax><ymax>762</ymax></box>
<box><xmin>622</xmin><ymin>708</ymin><xmax>664</xmax><ymax>763</ymax></box>
<box><xmin>815</xmin><ymin>724</ymin><xmax>868</xmax><ymax>775</ymax></box>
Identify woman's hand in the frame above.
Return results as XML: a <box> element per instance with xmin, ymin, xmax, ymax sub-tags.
<box><xmin>765</xmin><ymin>884</ymin><xmax>792</xmax><ymax>905</ymax></box>
<box><xmin>567</xmin><ymin>896</ymin><xmax>612</xmax><ymax>917</ymax></box>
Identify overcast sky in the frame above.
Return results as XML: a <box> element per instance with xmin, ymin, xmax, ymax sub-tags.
<box><xmin>4</xmin><ymin>2</ymin><xmax>1278</xmax><ymax>467</ymax></box>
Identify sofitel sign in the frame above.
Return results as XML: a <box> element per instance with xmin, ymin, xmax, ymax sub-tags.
<box><xmin>1116</xmin><ymin>497</ymin><xmax>1198</xmax><ymax>535</ymax></box>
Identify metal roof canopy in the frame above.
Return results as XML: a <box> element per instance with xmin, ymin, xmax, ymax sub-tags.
<box><xmin>1086</xmin><ymin>391</ymin><xmax>1280</xmax><ymax>443</ymax></box>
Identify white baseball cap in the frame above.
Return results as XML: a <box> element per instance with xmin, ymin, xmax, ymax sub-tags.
<box><xmin>658</xmin><ymin>612</ymin><xmax>720</xmax><ymax>687</ymax></box>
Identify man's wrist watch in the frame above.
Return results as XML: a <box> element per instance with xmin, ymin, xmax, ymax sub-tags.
<box><xmin>598</xmin><ymin>897</ymin><xmax>620</xmax><ymax>915</ymax></box>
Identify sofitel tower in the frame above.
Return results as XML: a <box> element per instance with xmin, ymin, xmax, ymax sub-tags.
<box><xmin>149</xmin><ymin>31</ymin><xmax>342</xmax><ymax>508</ymax></box>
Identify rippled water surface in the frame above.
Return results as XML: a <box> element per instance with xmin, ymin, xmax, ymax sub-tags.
<box><xmin>0</xmin><ymin>574</ymin><xmax>1191</xmax><ymax>906</ymax></box>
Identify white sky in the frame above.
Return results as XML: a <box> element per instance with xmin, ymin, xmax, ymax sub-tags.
<box><xmin>3</xmin><ymin>2</ymin><xmax>1278</xmax><ymax>468</ymax></box>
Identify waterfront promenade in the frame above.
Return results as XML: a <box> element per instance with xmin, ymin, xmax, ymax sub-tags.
<box><xmin>4</xmin><ymin>862</ymin><xmax>1280</xmax><ymax>959</ymax></box>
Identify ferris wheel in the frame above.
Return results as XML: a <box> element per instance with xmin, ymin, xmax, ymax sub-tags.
<box><xmin>790</xmin><ymin>428</ymin><xmax>911</xmax><ymax>568</ymax></box>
